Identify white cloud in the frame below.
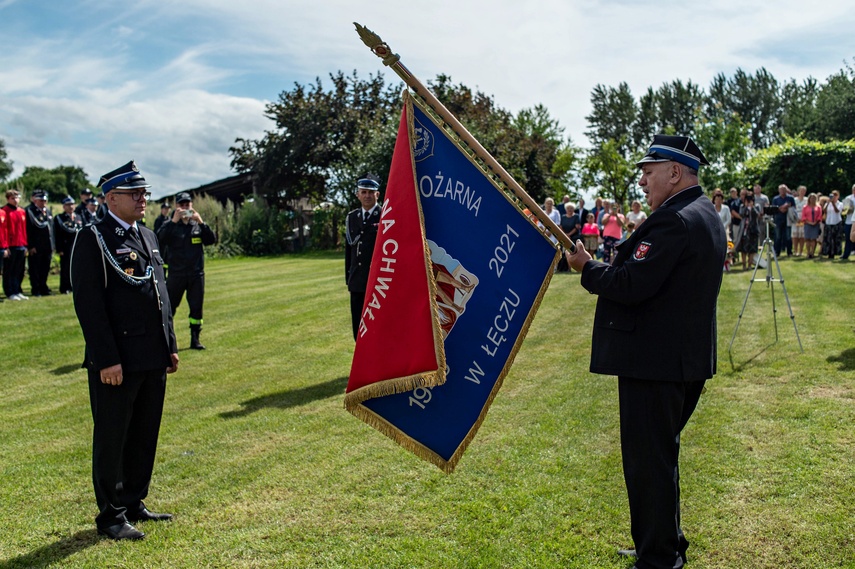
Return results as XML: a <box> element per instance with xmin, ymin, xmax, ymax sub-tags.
<box><xmin>2</xmin><ymin>0</ymin><xmax>854</xmax><ymax>198</ymax></box>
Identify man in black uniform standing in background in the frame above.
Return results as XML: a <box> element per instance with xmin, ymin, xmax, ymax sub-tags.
<box><xmin>53</xmin><ymin>195</ymin><xmax>82</xmax><ymax>294</ymax></box>
<box><xmin>566</xmin><ymin>135</ymin><xmax>726</xmax><ymax>569</ymax></box>
<box><xmin>75</xmin><ymin>187</ymin><xmax>95</xmax><ymax>226</ymax></box>
<box><xmin>25</xmin><ymin>189</ymin><xmax>53</xmax><ymax>296</ymax></box>
<box><xmin>157</xmin><ymin>192</ymin><xmax>217</xmax><ymax>350</ymax></box>
<box><xmin>345</xmin><ymin>175</ymin><xmax>382</xmax><ymax>340</ymax></box>
<box><xmin>71</xmin><ymin>160</ymin><xmax>179</xmax><ymax>541</ymax></box>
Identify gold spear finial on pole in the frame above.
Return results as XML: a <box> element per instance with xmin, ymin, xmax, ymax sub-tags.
<box><xmin>354</xmin><ymin>22</ymin><xmax>400</xmax><ymax>67</ymax></box>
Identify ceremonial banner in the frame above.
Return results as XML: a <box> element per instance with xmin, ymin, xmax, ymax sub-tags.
<box><xmin>346</xmin><ymin>92</ymin><xmax>558</xmax><ymax>472</ymax></box>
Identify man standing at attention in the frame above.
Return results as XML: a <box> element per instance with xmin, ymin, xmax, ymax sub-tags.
<box><xmin>25</xmin><ymin>189</ymin><xmax>53</xmax><ymax>296</ymax></box>
<box><xmin>566</xmin><ymin>135</ymin><xmax>726</xmax><ymax>569</ymax></box>
<box><xmin>71</xmin><ymin>161</ymin><xmax>178</xmax><ymax>541</ymax></box>
<box><xmin>345</xmin><ymin>175</ymin><xmax>382</xmax><ymax>340</ymax></box>
<box><xmin>53</xmin><ymin>195</ymin><xmax>82</xmax><ymax>294</ymax></box>
<box><xmin>156</xmin><ymin>192</ymin><xmax>217</xmax><ymax>350</ymax></box>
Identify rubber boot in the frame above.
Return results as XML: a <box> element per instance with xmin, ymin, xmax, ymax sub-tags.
<box><xmin>190</xmin><ymin>324</ymin><xmax>206</xmax><ymax>350</ymax></box>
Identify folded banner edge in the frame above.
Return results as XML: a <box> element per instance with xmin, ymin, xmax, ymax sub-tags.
<box><xmin>344</xmin><ymin>369</ymin><xmax>443</xmax><ymax>409</ymax></box>
<box><xmin>347</xmin><ymin>402</ymin><xmax>454</xmax><ymax>474</ymax></box>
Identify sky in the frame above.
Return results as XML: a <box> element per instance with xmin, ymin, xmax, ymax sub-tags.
<box><xmin>1</xmin><ymin>0</ymin><xmax>853</xmax><ymax>199</ymax></box>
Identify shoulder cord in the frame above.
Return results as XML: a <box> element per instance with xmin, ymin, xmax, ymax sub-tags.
<box><xmin>56</xmin><ymin>216</ymin><xmax>81</xmax><ymax>234</ymax></box>
<box><xmin>91</xmin><ymin>225</ymin><xmax>154</xmax><ymax>287</ymax></box>
<box><xmin>27</xmin><ymin>207</ymin><xmax>51</xmax><ymax>229</ymax></box>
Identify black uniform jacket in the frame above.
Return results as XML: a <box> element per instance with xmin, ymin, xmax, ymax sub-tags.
<box><xmin>580</xmin><ymin>186</ymin><xmax>727</xmax><ymax>382</ymax></box>
<box><xmin>25</xmin><ymin>203</ymin><xmax>53</xmax><ymax>253</ymax></box>
<box><xmin>53</xmin><ymin>213</ymin><xmax>81</xmax><ymax>252</ymax></box>
<box><xmin>345</xmin><ymin>206</ymin><xmax>380</xmax><ymax>293</ymax></box>
<box><xmin>71</xmin><ymin>214</ymin><xmax>177</xmax><ymax>373</ymax></box>
<box><xmin>156</xmin><ymin>219</ymin><xmax>216</xmax><ymax>275</ymax></box>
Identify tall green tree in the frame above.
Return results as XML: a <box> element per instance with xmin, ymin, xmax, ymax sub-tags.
<box><xmin>655</xmin><ymin>79</ymin><xmax>704</xmax><ymax>137</ymax></box>
<box><xmin>694</xmin><ymin>109</ymin><xmax>751</xmax><ymax>191</ymax></box>
<box><xmin>229</xmin><ymin>71</ymin><xmax>401</xmax><ymax>209</ymax></box>
<box><xmin>706</xmin><ymin>68</ymin><xmax>782</xmax><ymax>149</ymax></box>
<box><xmin>0</xmin><ymin>139</ymin><xmax>12</xmax><ymax>182</ymax></box>
<box><xmin>10</xmin><ymin>165</ymin><xmax>89</xmax><ymax>202</ymax></box>
<box><xmin>809</xmin><ymin>68</ymin><xmax>855</xmax><ymax>142</ymax></box>
<box><xmin>582</xmin><ymin>137</ymin><xmax>638</xmax><ymax>206</ymax></box>
<box><xmin>780</xmin><ymin>77</ymin><xmax>819</xmax><ymax>138</ymax></box>
<box><xmin>585</xmin><ymin>82</ymin><xmax>638</xmax><ymax>157</ymax></box>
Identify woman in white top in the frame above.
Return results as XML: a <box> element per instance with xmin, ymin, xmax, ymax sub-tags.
<box><xmin>791</xmin><ymin>185</ymin><xmax>808</xmax><ymax>256</ymax></box>
<box><xmin>822</xmin><ymin>190</ymin><xmax>844</xmax><ymax>258</ymax></box>
<box><xmin>712</xmin><ymin>191</ymin><xmax>731</xmax><ymax>241</ymax></box>
<box><xmin>626</xmin><ymin>200</ymin><xmax>647</xmax><ymax>229</ymax></box>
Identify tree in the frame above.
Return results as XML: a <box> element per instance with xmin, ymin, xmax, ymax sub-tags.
<box><xmin>0</xmin><ymin>139</ymin><xmax>12</xmax><ymax>182</ymax></box>
<box><xmin>705</xmin><ymin>68</ymin><xmax>782</xmax><ymax>149</ymax></box>
<box><xmin>10</xmin><ymin>165</ymin><xmax>90</xmax><ymax>202</ymax></box>
<box><xmin>229</xmin><ymin>71</ymin><xmax>401</xmax><ymax>209</ymax></box>
<box><xmin>654</xmin><ymin>79</ymin><xmax>704</xmax><ymax>138</ymax></box>
<box><xmin>585</xmin><ymin>82</ymin><xmax>638</xmax><ymax>157</ymax></box>
<box><xmin>780</xmin><ymin>77</ymin><xmax>819</xmax><ymax>138</ymax></box>
<box><xmin>809</xmin><ymin>68</ymin><xmax>855</xmax><ymax>142</ymax></box>
<box><xmin>694</xmin><ymin>108</ymin><xmax>751</xmax><ymax>191</ymax></box>
<box><xmin>743</xmin><ymin>137</ymin><xmax>855</xmax><ymax>195</ymax></box>
<box><xmin>582</xmin><ymin>137</ymin><xmax>638</xmax><ymax>206</ymax></box>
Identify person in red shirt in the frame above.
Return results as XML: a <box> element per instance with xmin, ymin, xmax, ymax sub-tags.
<box><xmin>2</xmin><ymin>190</ymin><xmax>28</xmax><ymax>300</ymax></box>
<box><xmin>0</xmin><ymin>205</ymin><xmax>7</xmax><ymax>302</ymax></box>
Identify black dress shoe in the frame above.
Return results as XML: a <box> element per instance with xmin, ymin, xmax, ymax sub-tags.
<box><xmin>127</xmin><ymin>508</ymin><xmax>173</xmax><ymax>522</ymax></box>
<box><xmin>97</xmin><ymin>521</ymin><xmax>145</xmax><ymax>540</ymax></box>
<box><xmin>618</xmin><ymin>548</ymin><xmax>638</xmax><ymax>558</ymax></box>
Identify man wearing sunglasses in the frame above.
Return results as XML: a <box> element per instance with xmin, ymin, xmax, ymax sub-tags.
<box><xmin>71</xmin><ymin>160</ymin><xmax>179</xmax><ymax>541</ymax></box>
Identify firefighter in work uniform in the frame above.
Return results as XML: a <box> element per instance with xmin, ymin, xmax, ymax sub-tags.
<box><xmin>156</xmin><ymin>192</ymin><xmax>216</xmax><ymax>349</ymax></box>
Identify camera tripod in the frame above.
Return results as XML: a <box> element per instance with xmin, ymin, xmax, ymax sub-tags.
<box><xmin>728</xmin><ymin>220</ymin><xmax>803</xmax><ymax>355</ymax></box>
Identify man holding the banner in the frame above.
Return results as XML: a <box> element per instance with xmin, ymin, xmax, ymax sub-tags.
<box><xmin>566</xmin><ymin>135</ymin><xmax>726</xmax><ymax>569</ymax></box>
<box><xmin>345</xmin><ymin>175</ymin><xmax>382</xmax><ymax>340</ymax></box>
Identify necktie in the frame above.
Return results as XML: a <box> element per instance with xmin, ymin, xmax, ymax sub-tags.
<box><xmin>363</xmin><ymin>210</ymin><xmax>369</xmax><ymax>222</ymax></box>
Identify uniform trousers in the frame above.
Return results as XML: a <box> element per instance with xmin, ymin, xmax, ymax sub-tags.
<box><xmin>88</xmin><ymin>367</ymin><xmax>166</xmax><ymax>529</ymax></box>
<box><xmin>350</xmin><ymin>290</ymin><xmax>366</xmax><ymax>340</ymax></box>
<box><xmin>3</xmin><ymin>247</ymin><xmax>26</xmax><ymax>297</ymax></box>
<box><xmin>58</xmin><ymin>248</ymin><xmax>73</xmax><ymax>293</ymax></box>
<box><xmin>28</xmin><ymin>250</ymin><xmax>52</xmax><ymax>295</ymax></box>
<box><xmin>618</xmin><ymin>377</ymin><xmax>705</xmax><ymax>569</ymax></box>
<box><xmin>166</xmin><ymin>272</ymin><xmax>205</xmax><ymax>321</ymax></box>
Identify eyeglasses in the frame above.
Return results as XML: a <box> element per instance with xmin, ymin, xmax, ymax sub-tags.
<box><xmin>112</xmin><ymin>190</ymin><xmax>152</xmax><ymax>202</ymax></box>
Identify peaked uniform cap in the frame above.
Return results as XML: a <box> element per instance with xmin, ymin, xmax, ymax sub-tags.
<box><xmin>636</xmin><ymin>135</ymin><xmax>709</xmax><ymax>170</ymax></box>
<box><xmin>356</xmin><ymin>177</ymin><xmax>381</xmax><ymax>191</ymax></box>
<box><xmin>97</xmin><ymin>160</ymin><xmax>152</xmax><ymax>193</ymax></box>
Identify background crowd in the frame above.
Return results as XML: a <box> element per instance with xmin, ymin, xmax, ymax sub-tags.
<box><xmin>549</xmin><ymin>183</ymin><xmax>855</xmax><ymax>273</ymax></box>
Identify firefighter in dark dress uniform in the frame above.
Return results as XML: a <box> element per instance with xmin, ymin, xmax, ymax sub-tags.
<box><xmin>25</xmin><ymin>189</ymin><xmax>53</xmax><ymax>296</ymax></box>
<box><xmin>345</xmin><ymin>175</ymin><xmax>382</xmax><ymax>340</ymax></box>
<box><xmin>71</xmin><ymin>160</ymin><xmax>178</xmax><ymax>541</ymax></box>
<box><xmin>53</xmin><ymin>195</ymin><xmax>82</xmax><ymax>293</ymax></box>
<box><xmin>566</xmin><ymin>135</ymin><xmax>727</xmax><ymax>569</ymax></box>
<box><xmin>75</xmin><ymin>187</ymin><xmax>95</xmax><ymax>226</ymax></box>
<box><xmin>156</xmin><ymin>192</ymin><xmax>217</xmax><ymax>350</ymax></box>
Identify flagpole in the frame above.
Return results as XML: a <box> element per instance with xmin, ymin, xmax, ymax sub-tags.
<box><xmin>354</xmin><ymin>23</ymin><xmax>576</xmax><ymax>254</ymax></box>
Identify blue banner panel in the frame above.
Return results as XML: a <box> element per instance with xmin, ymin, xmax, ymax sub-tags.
<box><xmin>362</xmin><ymin>103</ymin><xmax>557</xmax><ymax>465</ymax></box>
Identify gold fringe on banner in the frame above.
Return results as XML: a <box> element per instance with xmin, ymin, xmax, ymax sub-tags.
<box><xmin>343</xmin><ymin>91</ymin><xmax>447</xmax><ymax>412</ymax></box>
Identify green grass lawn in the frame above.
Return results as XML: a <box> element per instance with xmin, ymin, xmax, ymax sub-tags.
<box><xmin>0</xmin><ymin>252</ymin><xmax>853</xmax><ymax>568</ymax></box>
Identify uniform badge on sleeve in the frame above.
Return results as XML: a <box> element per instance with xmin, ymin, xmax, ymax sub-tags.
<box><xmin>633</xmin><ymin>241</ymin><xmax>652</xmax><ymax>260</ymax></box>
